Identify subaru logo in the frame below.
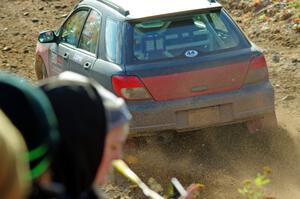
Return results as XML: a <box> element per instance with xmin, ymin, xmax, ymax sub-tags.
<box><xmin>185</xmin><ymin>50</ymin><xmax>198</xmax><ymax>58</ymax></box>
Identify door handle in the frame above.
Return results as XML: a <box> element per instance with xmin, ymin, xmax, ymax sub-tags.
<box><xmin>63</xmin><ymin>52</ymin><xmax>69</xmax><ymax>59</ymax></box>
<box><xmin>83</xmin><ymin>62</ymin><xmax>92</xmax><ymax>70</ymax></box>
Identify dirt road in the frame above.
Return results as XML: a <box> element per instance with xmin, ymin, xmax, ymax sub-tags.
<box><xmin>0</xmin><ymin>0</ymin><xmax>299</xmax><ymax>198</ymax></box>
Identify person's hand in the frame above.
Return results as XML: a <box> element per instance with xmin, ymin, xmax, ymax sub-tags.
<box><xmin>179</xmin><ymin>184</ymin><xmax>204</xmax><ymax>199</ymax></box>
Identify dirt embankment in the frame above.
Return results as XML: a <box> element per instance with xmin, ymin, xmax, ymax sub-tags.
<box><xmin>0</xmin><ymin>0</ymin><xmax>300</xmax><ymax>198</ymax></box>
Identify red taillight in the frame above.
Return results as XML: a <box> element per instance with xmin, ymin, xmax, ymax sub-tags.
<box><xmin>112</xmin><ymin>75</ymin><xmax>152</xmax><ymax>100</ymax></box>
<box><xmin>249</xmin><ymin>55</ymin><xmax>267</xmax><ymax>69</ymax></box>
<box><xmin>244</xmin><ymin>55</ymin><xmax>269</xmax><ymax>84</ymax></box>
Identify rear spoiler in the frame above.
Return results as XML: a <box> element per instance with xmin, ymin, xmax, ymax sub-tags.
<box><xmin>125</xmin><ymin>6</ymin><xmax>223</xmax><ymax>23</ymax></box>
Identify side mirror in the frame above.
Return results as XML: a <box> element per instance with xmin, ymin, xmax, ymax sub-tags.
<box><xmin>38</xmin><ymin>31</ymin><xmax>58</xmax><ymax>43</ymax></box>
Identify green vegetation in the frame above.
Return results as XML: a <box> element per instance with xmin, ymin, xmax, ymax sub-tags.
<box><xmin>238</xmin><ymin>167</ymin><xmax>272</xmax><ymax>199</ymax></box>
<box><xmin>288</xmin><ymin>0</ymin><xmax>300</xmax><ymax>9</ymax></box>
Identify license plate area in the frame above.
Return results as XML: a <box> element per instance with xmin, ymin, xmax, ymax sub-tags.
<box><xmin>188</xmin><ymin>106</ymin><xmax>220</xmax><ymax>127</ymax></box>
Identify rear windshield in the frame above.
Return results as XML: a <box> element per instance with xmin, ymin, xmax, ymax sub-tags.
<box><xmin>127</xmin><ymin>9</ymin><xmax>248</xmax><ymax>63</ymax></box>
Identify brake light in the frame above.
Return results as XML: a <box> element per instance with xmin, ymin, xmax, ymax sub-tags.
<box><xmin>250</xmin><ymin>55</ymin><xmax>267</xmax><ymax>69</ymax></box>
<box><xmin>244</xmin><ymin>55</ymin><xmax>269</xmax><ymax>84</ymax></box>
<box><xmin>112</xmin><ymin>75</ymin><xmax>152</xmax><ymax>100</ymax></box>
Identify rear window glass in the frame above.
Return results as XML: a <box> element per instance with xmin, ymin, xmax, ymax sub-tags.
<box><xmin>129</xmin><ymin>10</ymin><xmax>246</xmax><ymax>63</ymax></box>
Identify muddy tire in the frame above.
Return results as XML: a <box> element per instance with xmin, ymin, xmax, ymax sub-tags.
<box><xmin>35</xmin><ymin>56</ymin><xmax>47</xmax><ymax>80</ymax></box>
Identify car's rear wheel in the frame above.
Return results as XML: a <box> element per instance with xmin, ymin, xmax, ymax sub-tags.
<box><xmin>35</xmin><ymin>56</ymin><xmax>48</xmax><ymax>80</ymax></box>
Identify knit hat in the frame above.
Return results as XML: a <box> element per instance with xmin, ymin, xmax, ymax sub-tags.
<box><xmin>56</xmin><ymin>71</ymin><xmax>132</xmax><ymax>131</ymax></box>
<box><xmin>0</xmin><ymin>73</ymin><xmax>59</xmax><ymax>180</ymax></box>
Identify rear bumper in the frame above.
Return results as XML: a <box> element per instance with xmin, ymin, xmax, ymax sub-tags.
<box><xmin>127</xmin><ymin>81</ymin><xmax>275</xmax><ymax>135</ymax></box>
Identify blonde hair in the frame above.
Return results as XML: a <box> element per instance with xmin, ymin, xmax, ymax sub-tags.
<box><xmin>0</xmin><ymin>110</ymin><xmax>30</xmax><ymax>199</ymax></box>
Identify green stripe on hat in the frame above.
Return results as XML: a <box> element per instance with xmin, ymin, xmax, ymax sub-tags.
<box><xmin>30</xmin><ymin>156</ymin><xmax>50</xmax><ymax>180</ymax></box>
<box><xmin>28</xmin><ymin>144</ymin><xmax>48</xmax><ymax>162</ymax></box>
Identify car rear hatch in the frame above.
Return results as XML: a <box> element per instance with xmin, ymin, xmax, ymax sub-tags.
<box><xmin>120</xmin><ymin>9</ymin><xmax>255</xmax><ymax>101</ymax></box>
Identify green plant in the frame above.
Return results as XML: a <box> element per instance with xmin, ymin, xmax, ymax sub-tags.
<box><xmin>288</xmin><ymin>0</ymin><xmax>300</xmax><ymax>9</ymax></box>
<box><xmin>238</xmin><ymin>167</ymin><xmax>272</xmax><ymax>199</ymax></box>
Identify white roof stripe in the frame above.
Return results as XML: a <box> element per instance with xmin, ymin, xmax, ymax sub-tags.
<box><xmin>107</xmin><ymin>0</ymin><xmax>222</xmax><ymax>19</ymax></box>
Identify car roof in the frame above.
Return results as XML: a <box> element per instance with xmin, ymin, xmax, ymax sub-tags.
<box><xmin>93</xmin><ymin>0</ymin><xmax>222</xmax><ymax>20</ymax></box>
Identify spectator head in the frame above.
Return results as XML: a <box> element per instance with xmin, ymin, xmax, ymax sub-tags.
<box><xmin>0</xmin><ymin>73</ymin><xmax>59</xmax><ymax>181</ymax></box>
<box><xmin>0</xmin><ymin>110</ymin><xmax>30</xmax><ymax>199</ymax></box>
<box><xmin>39</xmin><ymin>71</ymin><xmax>131</xmax><ymax>197</ymax></box>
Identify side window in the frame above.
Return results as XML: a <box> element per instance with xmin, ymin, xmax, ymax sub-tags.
<box><xmin>79</xmin><ymin>10</ymin><xmax>102</xmax><ymax>54</ymax></box>
<box><xmin>105</xmin><ymin>18</ymin><xmax>120</xmax><ymax>63</ymax></box>
<box><xmin>209</xmin><ymin>13</ymin><xmax>228</xmax><ymax>32</ymax></box>
<box><xmin>60</xmin><ymin>10</ymin><xmax>89</xmax><ymax>46</ymax></box>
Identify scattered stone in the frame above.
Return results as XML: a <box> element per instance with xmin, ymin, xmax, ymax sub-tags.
<box><xmin>23</xmin><ymin>49</ymin><xmax>29</xmax><ymax>54</ymax></box>
<box><xmin>32</xmin><ymin>18</ymin><xmax>39</xmax><ymax>23</ymax></box>
<box><xmin>272</xmin><ymin>53</ymin><xmax>280</xmax><ymax>63</ymax></box>
<box><xmin>2</xmin><ymin>46</ymin><xmax>11</xmax><ymax>51</ymax></box>
<box><xmin>261</xmin><ymin>25</ymin><xmax>270</xmax><ymax>33</ymax></box>
<box><xmin>282</xmin><ymin>95</ymin><xmax>296</xmax><ymax>101</ymax></box>
<box><xmin>234</xmin><ymin>11</ymin><xmax>243</xmax><ymax>17</ymax></box>
<box><xmin>39</xmin><ymin>7</ymin><xmax>44</xmax><ymax>11</ymax></box>
<box><xmin>292</xmin><ymin>58</ymin><xmax>300</xmax><ymax>63</ymax></box>
<box><xmin>281</xmin><ymin>10</ymin><xmax>293</xmax><ymax>20</ymax></box>
<box><xmin>3</xmin><ymin>28</ymin><xmax>8</xmax><ymax>31</ymax></box>
<box><xmin>147</xmin><ymin>178</ymin><xmax>163</xmax><ymax>194</ymax></box>
<box><xmin>272</xmin><ymin>28</ymin><xmax>280</xmax><ymax>34</ymax></box>
<box><xmin>54</xmin><ymin>5</ymin><xmax>68</xmax><ymax>9</ymax></box>
<box><xmin>261</xmin><ymin>48</ymin><xmax>268</xmax><ymax>54</ymax></box>
<box><xmin>55</xmin><ymin>14</ymin><xmax>68</xmax><ymax>19</ymax></box>
<box><xmin>23</xmin><ymin>12</ymin><xmax>29</xmax><ymax>16</ymax></box>
<box><xmin>10</xmin><ymin>65</ymin><xmax>17</xmax><ymax>69</ymax></box>
<box><xmin>292</xmin><ymin>23</ymin><xmax>300</xmax><ymax>32</ymax></box>
<box><xmin>13</xmin><ymin>32</ymin><xmax>19</xmax><ymax>36</ymax></box>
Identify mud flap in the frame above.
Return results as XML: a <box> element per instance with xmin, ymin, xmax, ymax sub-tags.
<box><xmin>261</xmin><ymin>112</ymin><xmax>278</xmax><ymax>130</ymax></box>
<box><xmin>247</xmin><ymin>112</ymin><xmax>278</xmax><ymax>133</ymax></box>
<box><xmin>35</xmin><ymin>56</ymin><xmax>43</xmax><ymax>80</ymax></box>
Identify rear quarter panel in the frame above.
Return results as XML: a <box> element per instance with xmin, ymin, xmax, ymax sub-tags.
<box><xmin>89</xmin><ymin>59</ymin><xmax>125</xmax><ymax>92</ymax></box>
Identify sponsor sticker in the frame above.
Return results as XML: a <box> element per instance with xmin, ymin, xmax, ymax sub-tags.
<box><xmin>185</xmin><ymin>50</ymin><xmax>198</xmax><ymax>58</ymax></box>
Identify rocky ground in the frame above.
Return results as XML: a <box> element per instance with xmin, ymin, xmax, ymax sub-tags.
<box><xmin>0</xmin><ymin>0</ymin><xmax>300</xmax><ymax>198</ymax></box>
<box><xmin>220</xmin><ymin>0</ymin><xmax>300</xmax><ymax>118</ymax></box>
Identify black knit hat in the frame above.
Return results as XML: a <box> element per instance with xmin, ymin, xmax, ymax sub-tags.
<box><xmin>0</xmin><ymin>73</ymin><xmax>59</xmax><ymax>180</ymax></box>
<box><xmin>56</xmin><ymin>72</ymin><xmax>132</xmax><ymax>131</ymax></box>
<box><xmin>38</xmin><ymin>71</ymin><xmax>131</xmax><ymax>198</ymax></box>
<box><xmin>39</xmin><ymin>77</ymin><xmax>107</xmax><ymax>198</ymax></box>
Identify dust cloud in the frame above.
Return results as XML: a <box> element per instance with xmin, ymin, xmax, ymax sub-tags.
<box><xmin>120</xmin><ymin>120</ymin><xmax>300</xmax><ymax>199</ymax></box>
